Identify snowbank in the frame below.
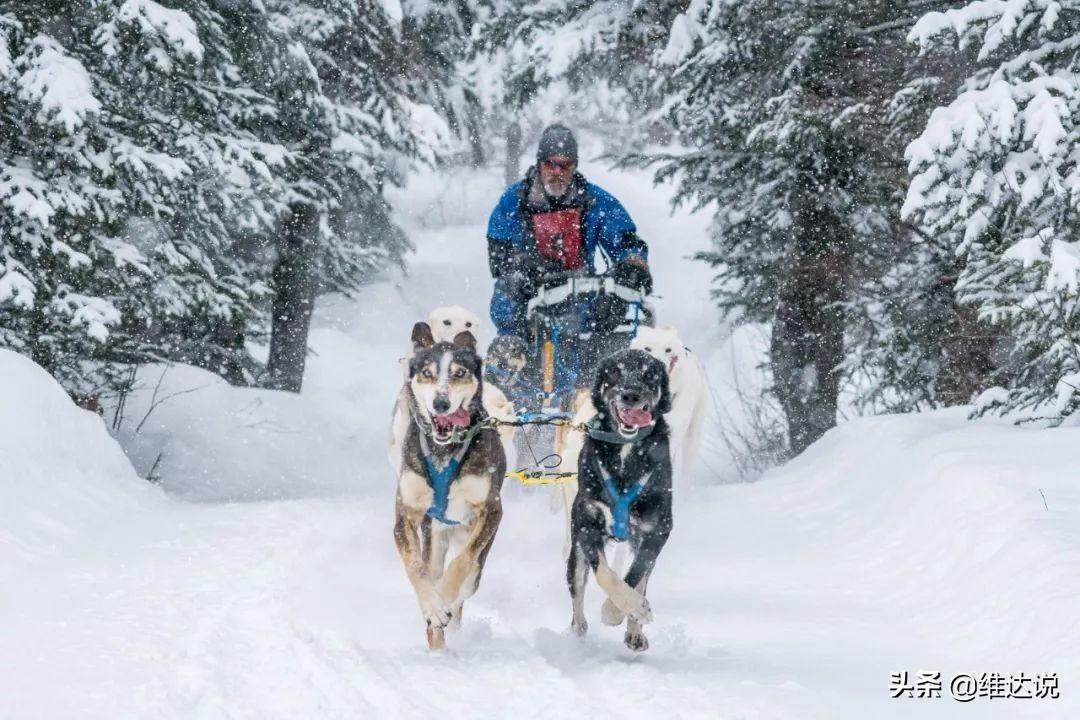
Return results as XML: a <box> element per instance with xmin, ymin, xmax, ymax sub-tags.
<box><xmin>0</xmin><ymin>349</ymin><xmax>158</xmax><ymax>562</ymax></box>
<box><xmin>707</xmin><ymin>408</ymin><xmax>1080</xmax><ymax>705</ymax></box>
<box><xmin>108</xmin><ymin>348</ymin><xmax>389</xmax><ymax>502</ymax></box>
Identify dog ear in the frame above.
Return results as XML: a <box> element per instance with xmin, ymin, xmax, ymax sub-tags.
<box><xmin>591</xmin><ymin>356</ymin><xmax>621</xmax><ymax>418</ymax></box>
<box><xmin>655</xmin><ymin>357</ymin><xmax>673</xmax><ymax>415</ymax></box>
<box><xmin>452</xmin><ymin>330</ymin><xmax>476</xmax><ymax>351</ymax></box>
<box><xmin>411</xmin><ymin>321</ymin><xmax>435</xmax><ymax>350</ymax></box>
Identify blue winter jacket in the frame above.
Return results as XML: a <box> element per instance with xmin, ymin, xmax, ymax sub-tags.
<box><xmin>486</xmin><ymin>170</ymin><xmax>646</xmax><ymax>335</ymax></box>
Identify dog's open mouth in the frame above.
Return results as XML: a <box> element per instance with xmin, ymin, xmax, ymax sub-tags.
<box><xmin>612</xmin><ymin>403</ymin><xmax>653</xmax><ymax>437</ymax></box>
<box><xmin>432</xmin><ymin>407</ymin><xmax>470</xmax><ymax>443</ymax></box>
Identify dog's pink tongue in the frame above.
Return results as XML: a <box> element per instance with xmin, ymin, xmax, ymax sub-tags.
<box><xmin>617</xmin><ymin>407</ymin><xmax>653</xmax><ymax>428</ymax></box>
<box><xmin>434</xmin><ymin>407</ymin><xmax>471</xmax><ymax>431</ymax></box>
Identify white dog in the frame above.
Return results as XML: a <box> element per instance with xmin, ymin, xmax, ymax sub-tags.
<box><xmin>427</xmin><ymin>305</ymin><xmax>481</xmax><ymax>344</ymax></box>
<box><xmin>390</xmin><ymin>305</ymin><xmax>517</xmax><ymax>473</ymax></box>
<box><xmin>631</xmin><ymin>326</ymin><xmax>707</xmax><ymax>476</ymax></box>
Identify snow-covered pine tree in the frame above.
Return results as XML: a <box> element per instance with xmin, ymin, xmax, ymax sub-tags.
<box><xmin>398</xmin><ymin>1</ymin><xmax>487</xmax><ymax>165</ymax></box>
<box><xmin>0</xmin><ymin>2</ymin><xmax>280</xmax><ymax>392</ymax></box>
<box><xmin>840</xmin><ymin>18</ymin><xmax>994</xmax><ymax>414</ymax></box>
<box><xmin>260</xmin><ymin>0</ymin><xmax>441</xmax><ymax>391</ymax></box>
<box><xmin>0</xmin><ymin>11</ymin><xmax>119</xmax><ymax>394</ymax></box>
<box><xmin>1</xmin><ymin>1</ymin><xmax>437</xmax><ymax>395</ymax></box>
<box><xmin>469</xmin><ymin>0</ymin><xmax>683</xmax><ymax>181</ymax></box>
<box><xmin>652</xmin><ymin>0</ymin><xmax>957</xmax><ymax>451</ymax></box>
<box><xmin>905</xmin><ymin>1</ymin><xmax>1080</xmax><ymax>422</ymax></box>
<box><xmin>93</xmin><ymin>0</ymin><xmax>297</xmax><ymax>385</ymax></box>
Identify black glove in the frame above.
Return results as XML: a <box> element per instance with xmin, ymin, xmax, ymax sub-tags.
<box><xmin>611</xmin><ymin>257</ymin><xmax>653</xmax><ymax>295</ymax></box>
<box><xmin>504</xmin><ymin>269</ymin><xmax>536</xmax><ymax>300</ymax></box>
<box><xmin>507</xmin><ymin>252</ymin><xmax>568</xmax><ymax>299</ymax></box>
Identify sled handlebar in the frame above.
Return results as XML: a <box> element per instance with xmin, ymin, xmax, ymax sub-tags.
<box><xmin>525</xmin><ymin>275</ymin><xmax>648</xmax><ymax>318</ymax></box>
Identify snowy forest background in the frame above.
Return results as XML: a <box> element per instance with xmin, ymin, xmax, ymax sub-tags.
<box><xmin>4</xmin><ymin>0</ymin><xmax>1080</xmax><ymax>458</ymax></box>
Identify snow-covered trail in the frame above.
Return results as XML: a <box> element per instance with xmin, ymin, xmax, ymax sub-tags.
<box><xmin>3</xmin><ymin>156</ymin><xmax>1075</xmax><ymax>720</ymax></box>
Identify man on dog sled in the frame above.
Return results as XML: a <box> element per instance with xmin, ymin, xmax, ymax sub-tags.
<box><xmin>482</xmin><ymin>127</ymin><xmax>673</xmax><ymax>653</ymax></box>
<box><xmin>485</xmin><ymin>123</ymin><xmax>654</xmax><ymax>407</ymax></box>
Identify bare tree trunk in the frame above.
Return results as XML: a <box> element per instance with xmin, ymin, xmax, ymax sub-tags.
<box><xmin>467</xmin><ymin>107</ymin><xmax>486</xmax><ymax>168</ymax></box>
<box><xmin>266</xmin><ymin>203</ymin><xmax>319</xmax><ymax>392</ymax></box>
<box><xmin>771</xmin><ymin>196</ymin><xmax>850</xmax><ymax>456</ymax></box>
<box><xmin>203</xmin><ymin>315</ymin><xmax>250</xmax><ymax>386</ymax></box>
<box><xmin>937</xmin><ymin>303</ymin><xmax>998</xmax><ymax>405</ymax></box>
<box><xmin>504</xmin><ymin>120</ymin><xmax>522</xmax><ymax>186</ymax></box>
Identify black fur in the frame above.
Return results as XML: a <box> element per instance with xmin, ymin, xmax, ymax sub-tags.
<box><xmin>568</xmin><ymin>350</ymin><xmax>673</xmax><ymax>645</ymax></box>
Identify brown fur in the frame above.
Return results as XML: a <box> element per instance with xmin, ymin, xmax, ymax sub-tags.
<box><xmin>393</xmin><ymin>323</ymin><xmax>505</xmax><ymax>650</ymax></box>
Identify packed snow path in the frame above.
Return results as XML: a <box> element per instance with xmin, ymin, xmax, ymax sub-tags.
<box><xmin>3</xmin><ymin>161</ymin><xmax>1075</xmax><ymax>719</ymax></box>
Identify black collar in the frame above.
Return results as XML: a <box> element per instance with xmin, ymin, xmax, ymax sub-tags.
<box><xmin>584</xmin><ymin>417</ymin><xmax>655</xmax><ymax>445</ymax></box>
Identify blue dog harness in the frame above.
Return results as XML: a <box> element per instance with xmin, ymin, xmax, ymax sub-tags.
<box><xmin>416</xmin><ymin>418</ymin><xmax>485</xmax><ymax>526</ymax></box>
<box><xmin>586</xmin><ymin>417</ymin><xmax>656</xmax><ymax>541</ymax></box>
<box><xmin>598</xmin><ymin>464</ymin><xmax>652</xmax><ymax>541</ymax></box>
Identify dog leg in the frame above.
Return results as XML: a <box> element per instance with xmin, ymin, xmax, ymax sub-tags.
<box><xmin>600</xmin><ymin>544</ymin><xmax>632</xmax><ymax>625</ymax></box>
<box><xmin>574</xmin><ymin>502</ymin><xmax>651</xmax><ymax>624</ymax></box>
<box><xmin>566</xmin><ymin>543</ymin><xmax>589</xmax><ymax>636</ymax></box>
<box><xmin>621</xmin><ymin>529</ymin><xmax>670</xmax><ymax>650</ymax></box>
<box><xmin>388</xmin><ymin>389</ymin><xmax>409</xmax><ymax>475</ymax></box>
<box><xmin>580</xmin><ymin>534</ymin><xmax>652</xmax><ymax>625</ymax></box>
<box><xmin>600</xmin><ymin>596</ymin><xmax>625</xmax><ymax>626</ymax></box>
<box><xmin>559</xmin><ymin>479</ymin><xmax>577</xmax><ymax>560</ymax></box>
<box><xmin>426</xmin><ymin>624</ymin><xmax>446</xmax><ymax>651</ymax></box>
<box><xmin>623</xmin><ymin>575</ymin><xmax>651</xmax><ymax>652</ymax></box>
<box><xmin>425</xmin><ymin>524</ymin><xmax>450</xmax><ymax>584</ymax></box>
<box><xmin>449</xmin><ymin>601</ymin><xmax>464</xmax><ymax>630</ymax></box>
<box><xmin>394</xmin><ymin>505</ymin><xmax>452</xmax><ymax>640</ymax></box>
<box><xmin>437</xmin><ymin>500</ymin><xmax>503</xmax><ymax>609</ymax></box>
<box><xmin>445</xmin><ymin>527</ymin><xmax>465</xmax><ymax>631</ymax></box>
<box><xmin>594</xmin><ymin>555</ymin><xmax>651</xmax><ymax>624</ymax></box>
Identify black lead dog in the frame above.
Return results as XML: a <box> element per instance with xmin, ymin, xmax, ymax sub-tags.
<box><xmin>567</xmin><ymin>349</ymin><xmax>673</xmax><ymax>652</ymax></box>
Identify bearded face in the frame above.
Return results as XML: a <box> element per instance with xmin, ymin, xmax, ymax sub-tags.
<box><xmin>539</xmin><ymin>155</ymin><xmax>575</xmax><ymax>198</ymax></box>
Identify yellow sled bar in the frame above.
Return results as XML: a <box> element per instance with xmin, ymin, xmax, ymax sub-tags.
<box><xmin>542</xmin><ymin>339</ymin><xmax>555</xmax><ymax>394</ymax></box>
<box><xmin>507</xmin><ymin>470</ymin><xmax>577</xmax><ymax>485</ymax></box>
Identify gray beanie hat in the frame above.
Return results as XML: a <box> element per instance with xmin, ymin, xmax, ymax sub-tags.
<box><xmin>536</xmin><ymin>124</ymin><xmax>578</xmax><ymax>162</ymax></box>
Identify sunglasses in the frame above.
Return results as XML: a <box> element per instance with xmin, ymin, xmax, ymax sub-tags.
<box><xmin>541</xmin><ymin>157</ymin><xmax>575</xmax><ymax>171</ymax></box>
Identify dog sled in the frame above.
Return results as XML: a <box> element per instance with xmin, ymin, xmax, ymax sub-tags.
<box><xmin>505</xmin><ymin>271</ymin><xmax>654</xmax><ymax>483</ymax></box>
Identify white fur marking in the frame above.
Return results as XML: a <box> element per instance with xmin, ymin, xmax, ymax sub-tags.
<box><xmin>399</xmin><ymin>470</ymin><xmax>434</xmax><ymax>511</ymax></box>
<box><xmin>438</xmin><ymin>351</ymin><xmax>452</xmax><ymax>392</ymax></box>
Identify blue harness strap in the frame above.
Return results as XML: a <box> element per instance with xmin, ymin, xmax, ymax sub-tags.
<box><xmin>424</xmin><ymin>456</ymin><xmax>463</xmax><ymax>526</ymax></box>
<box><xmin>601</xmin><ymin>473</ymin><xmax>650</xmax><ymax>541</ymax></box>
<box><xmin>586</xmin><ymin>418</ymin><xmax>655</xmax><ymax>541</ymax></box>
<box><xmin>517</xmin><ymin>410</ymin><xmax>574</xmax><ymax>423</ymax></box>
<box><xmin>415</xmin><ymin>420</ymin><xmax>484</xmax><ymax>526</ymax></box>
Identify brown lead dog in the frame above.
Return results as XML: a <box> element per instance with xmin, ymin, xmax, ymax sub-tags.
<box><xmin>393</xmin><ymin>322</ymin><xmax>506</xmax><ymax>650</ymax></box>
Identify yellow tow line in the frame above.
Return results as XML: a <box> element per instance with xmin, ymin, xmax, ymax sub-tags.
<box><xmin>506</xmin><ymin>470</ymin><xmax>577</xmax><ymax>485</ymax></box>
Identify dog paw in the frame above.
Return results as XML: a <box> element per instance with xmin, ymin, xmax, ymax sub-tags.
<box><xmin>426</xmin><ymin>624</ymin><xmax>446</xmax><ymax>651</ymax></box>
<box><xmin>613</xmin><ymin>590</ymin><xmax>652</xmax><ymax>624</ymax></box>
<box><xmin>624</xmin><ymin>629</ymin><xmax>649</xmax><ymax>653</ymax></box>
<box><xmin>418</xmin><ymin>587</ymin><xmax>451</xmax><ymax>628</ymax></box>
<box><xmin>571</xmin><ymin>617</ymin><xmax>588</xmax><ymax>637</ymax></box>
<box><xmin>447</xmin><ymin>603</ymin><xmax>464</xmax><ymax>631</ymax></box>
<box><xmin>600</xmin><ymin>598</ymin><xmax>625</xmax><ymax>626</ymax></box>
